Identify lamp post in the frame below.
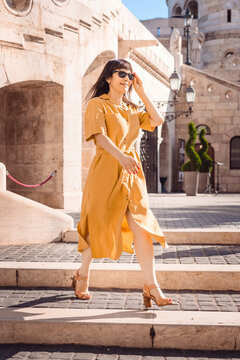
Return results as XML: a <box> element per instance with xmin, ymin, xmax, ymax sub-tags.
<box><xmin>184</xmin><ymin>8</ymin><xmax>193</xmax><ymax>65</ymax></box>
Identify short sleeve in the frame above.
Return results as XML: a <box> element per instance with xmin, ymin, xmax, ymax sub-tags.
<box><xmin>84</xmin><ymin>99</ymin><xmax>107</xmax><ymax>142</ymax></box>
<box><xmin>138</xmin><ymin>110</ymin><xmax>156</xmax><ymax>132</ymax></box>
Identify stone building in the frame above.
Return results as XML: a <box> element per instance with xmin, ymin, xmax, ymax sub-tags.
<box><xmin>141</xmin><ymin>0</ymin><xmax>240</xmax><ymax>193</ymax></box>
<box><xmin>0</xmin><ymin>0</ymin><xmax>239</xmax><ymax>214</ymax></box>
<box><xmin>0</xmin><ymin>0</ymin><xmax>174</xmax><ymax>211</ymax></box>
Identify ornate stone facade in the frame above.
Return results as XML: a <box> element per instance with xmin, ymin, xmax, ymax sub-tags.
<box><xmin>142</xmin><ymin>0</ymin><xmax>240</xmax><ymax>193</ymax></box>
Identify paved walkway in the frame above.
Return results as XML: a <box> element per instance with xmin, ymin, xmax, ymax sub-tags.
<box><xmin>0</xmin><ymin>287</ymin><xmax>239</xmax><ymax>312</ymax></box>
<box><xmin>0</xmin><ymin>344</ymin><xmax>239</xmax><ymax>360</ymax></box>
<box><xmin>67</xmin><ymin>193</ymin><xmax>240</xmax><ymax>230</ymax></box>
<box><xmin>0</xmin><ymin>243</ymin><xmax>239</xmax><ymax>264</ymax></box>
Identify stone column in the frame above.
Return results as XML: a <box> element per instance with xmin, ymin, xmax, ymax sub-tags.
<box><xmin>63</xmin><ymin>63</ymin><xmax>82</xmax><ymax>212</ymax></box>
<box><xmin>0</xmin><ymin>162</ymin><xmax>6</xmax><ymax>190</ymax></box>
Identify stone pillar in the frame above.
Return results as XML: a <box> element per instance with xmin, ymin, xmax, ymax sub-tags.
<box><xmin>63</xmin><ymin>63</ymin><xmax>82</xmax><ymax>212</ymax></box>
<box><xmin>0</xmin><ymin>162</ymin><xmax>6</xmax><ymax>190</ymax></box>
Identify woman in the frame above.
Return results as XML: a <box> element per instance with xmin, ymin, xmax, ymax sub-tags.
<box><xmin>72</xmin><ymin>59</ymin><xmax>174</xmax><ymax>308</ymax></box>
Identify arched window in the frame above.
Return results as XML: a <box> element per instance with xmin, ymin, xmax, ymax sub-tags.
<box><xmin>230</xmin><ymin>136</ymin><xmax>240</xmax><ymax>169</ymax></box>
<box><xmin>196</xmin><ymin>124</ymin><xmax>211</xmax><ymax>135</ymax></box>
<box><xmin>227</xmin><ymin>9</ymin><xmax>232</xmax><ymax>22</ymax></box>
<box><xmin>172</xmin><ymin>4</ymin><xmax>182</xmax><ymax>17</ymax></box>
<box><xmin>225</xmin><ymin>51</ymin><xmax>234</xmax><ymax>58</ymax></box>
<box><xmin>185</xmin><ymin>0</ymin><xmax>198</xmax><ymax>19</ymax></box>
<box><xmin>157</xmin><ymin>27</ymin><xmax>161</xmax><ymax>36</ymax></box>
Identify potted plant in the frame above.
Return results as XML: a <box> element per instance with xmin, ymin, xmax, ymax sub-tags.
<box><xmin>197</xmin><ymin>128</ymin><xmax>213</xmax><ymax>193</ymax></box>
<box><xmin>181</xmin><ymin>121</ymin><xmax>201</xmax><ymax>196</ymax></box>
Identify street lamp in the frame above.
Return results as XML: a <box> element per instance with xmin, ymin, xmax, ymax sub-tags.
<box><xmin>152</xmin><ymin>69</ymin><xmax>196</xmax><ymax>122</ymax></box>
<box><xmin>184</xmin><ymin>8</ymin><xmax>193</xmax><ymax>65</ymax></box>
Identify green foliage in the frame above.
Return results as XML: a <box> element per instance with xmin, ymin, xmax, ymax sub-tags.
<box><xmin>197</xmin><ymin>128</ymin><xmax>213</xmax><ymax>173</ymax></box>
<box><xmin>181</xmin><ymin>121</ymin><xmax>201</xmax><ymax>172</ymax></box>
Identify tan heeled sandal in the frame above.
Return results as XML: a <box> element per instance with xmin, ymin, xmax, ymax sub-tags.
<box><xmin>142</xmin><ymin>283</ymin><xmax>174</xmax><ymax>308</ymax></box>
<box><xmin>71</xmin><ymin>270</ymin><xmax>91</xmax><ymax>300</ymax></box>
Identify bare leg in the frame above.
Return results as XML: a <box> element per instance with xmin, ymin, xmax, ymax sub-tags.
<box><xmin>76</xmin><ymin>234</ymin><xmax>92</xmax><ymax>293</ymax></box>
<box><xmin>125</xmin><ymin>208</ymin><xmax>170</xmax><ymax>301</ymax></box>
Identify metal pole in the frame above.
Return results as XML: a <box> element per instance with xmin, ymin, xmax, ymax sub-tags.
<box><xmin>185</xmin><ymin>25</ymin><xmax>192</xmax><ymax>65</ymax></box>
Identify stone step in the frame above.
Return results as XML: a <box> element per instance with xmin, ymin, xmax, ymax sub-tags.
<box><xmin>63</xmin><ymin>229</ymin><xmax>240</xmax><ymax>244</ymax></box>
<box><xmin>0</xmin><ymin>305</ymin><xmax>239</xmax><ymax>350</ymax></box>
<box><xmin>0</xmin><ymin>262</ymin><xmax>239</xmax><ymax>291</ymax></box>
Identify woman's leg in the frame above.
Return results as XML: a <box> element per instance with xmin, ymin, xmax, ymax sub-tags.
<box><xmin>76</xmin><ymin>235</ymin><xmax>92</xmax><ymax>293</ymax></box>
<box><xmin>125</xmin><ymin>208</ymin><xmax>169</xmax><ymax>300</ymax></box>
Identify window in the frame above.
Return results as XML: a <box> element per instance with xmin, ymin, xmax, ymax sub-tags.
<box><xmin>225</xmin><ymin>51</ymin><xmax>234</xmax><ymax>58</ymax></box>
<box><xmin>196</xmin><ymin>124</ymin><xmax>211</xmax><ymax>135</ymax></box>
<box><xmin>157</xmin><ymin>27</ymin><xmax>160</xmax><ymax>36</ymax></box>
<box><xmin>230</xmin><ymin>136</ymin><xmax>240</xmax><ymax>169</ymax></box>
<box><xmin>227</xmin><ymin>9</ymin><xmax>231</xmax><ymax>22</ymax></box>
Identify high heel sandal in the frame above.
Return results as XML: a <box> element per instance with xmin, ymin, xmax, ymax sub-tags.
<box><xmin>142</xmin><ymin>283</ymin><xmax>174</xmax><ymax>308</ymax></box>
<box><xmin>71</xmin><ymin>270</ymin><xmax>91</xmax><ymax>300</ymax></box>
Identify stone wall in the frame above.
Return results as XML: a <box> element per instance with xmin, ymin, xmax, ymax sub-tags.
<box><xmin>174</xmin><ymin>65</ymin><xmax>240</xmax><ymax>193</ymax></box>
<box><xmin>0</xmin><ymin>0</ymin><xmax>176</xmax><ymax>209</ymax></box>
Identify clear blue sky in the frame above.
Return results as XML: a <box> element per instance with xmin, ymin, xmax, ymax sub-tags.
<box><xmin>122</xmin><ymin>0</ymin><xmax>168</xmax><ymax>20</ymax></box>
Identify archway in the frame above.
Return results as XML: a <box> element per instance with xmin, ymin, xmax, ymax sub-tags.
<box><xmin>159</xmin><ymin>121</ymin><xmax>170</xmax><ymax>193</ymax></box>
<box><xmin>172</xmin><ymin>3</ymin><xmax>182</xmax><ymax>17</ymax></box>
<box><xmin>0</xmin><ymin>80</ymin><xmax>63</xmax><ymax>207</ymax></box>
<box><xmin>184</xmin><ymin>0</ymin><xmax>198</xmax><ymax>19</ymax></box>
<box><xmin>81</xmin><ymin>51</ymin><xmax>116</xmax><ymax>188</ymax></box>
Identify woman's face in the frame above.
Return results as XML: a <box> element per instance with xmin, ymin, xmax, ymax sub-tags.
<box><xmin>107</xmin><ymin>68</ymin><xmax>133</xmax><ymax>95</ymax></box>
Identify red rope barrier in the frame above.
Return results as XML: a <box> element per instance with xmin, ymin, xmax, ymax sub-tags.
<box><xmin>6</xmin><ymin>170</ymin><xmax>57</xmax><ymax>188</ymax></box>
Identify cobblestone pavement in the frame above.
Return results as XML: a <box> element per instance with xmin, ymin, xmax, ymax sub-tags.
<box><xmin>67</xmin><ymin>193</ymin><xmax>240</xmax><ymax>230</ymax></box>
<box><xmin>0</xmin><ymin>287</ymin><xmax>239</xmax><ymax>312</ymax></box>
<box><xmin>0</xmin><ymin>243</ymin><xmax>240</xmax><ymax>265</ymax></box>
<box><xmin>0</xmin><ymin>344</ymin><xmax>239</xmax><ymax>360</ymax></box>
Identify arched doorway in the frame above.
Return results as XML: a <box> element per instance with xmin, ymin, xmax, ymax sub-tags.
<box><xmin>160</xmin><ymin>122</ymin><xmax>170</xmax><ymax>193</ymax></box>
<box><xmin>140</xmin><ymin>127</ymin><xmax>158</xmax><ymax>193</ymax></box>
<box><xmin>0</xmin><ymin>80</ymin><xmax>63</xmax><ymax>207</ymax></box>
<box><xmin>81</xmin><ymin>51</ymin><xmax>115</xmax><ymax>188</ymax></box>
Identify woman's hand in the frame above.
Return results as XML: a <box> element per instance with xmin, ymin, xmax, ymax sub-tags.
<box><xmin>118</xmin><ymin>153</ymin><xmax>140</xmax><ymax>175</ymax></box>
<box><xmin>132</xmin><ymin>72</ymin><xmax>145</xmax><ymax>96</ymax></box>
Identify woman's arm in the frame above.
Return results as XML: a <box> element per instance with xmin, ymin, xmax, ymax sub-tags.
<box><xmin>95</xmin><ymin>134</ymin><xmax>140</xmax><ymax>174</ymax></box>
<box><xmin>133</xmin><ymin>73</ymin><xmax>164</xmax><ymax>127</ymax></box>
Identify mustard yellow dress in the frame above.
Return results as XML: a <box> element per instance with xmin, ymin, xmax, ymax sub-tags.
<box><xmin>77</xmin><ymin>93</ymin><xmax>168</xmax><ymax>260</ymax></box>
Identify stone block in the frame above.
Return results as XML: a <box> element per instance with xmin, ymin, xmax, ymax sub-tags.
<box><xmin>0</xmin><ymin>307</ymin><xmax>240</xmax><ymax>350</ymax></box>
<box><xmin>228</xmin><ymin>184</ymin><xmax>240</xmax><ymax>192</ymax></box>
<box><xmin>0</xmin><ymin>268</ymin><xmax>16</xmax><ymax>286</ymax></box>
<box><xmin>0</xmin><ymin>190</ymin><xmax>73</xmax><ymax>245</ymax></box>
<box><xmin>215</xmin><ymin>117</ymin><xmax>232</xmax><ymax>124</ymax></box>
<box><xmin>1</xmin><ymin>262</ymin><xmax>240</xmax><ymax>291</ymax></box>
<box><xmin>213</xmin><ymin>109</ymin><xmax>235</xmax><ymax>117</ymax></box>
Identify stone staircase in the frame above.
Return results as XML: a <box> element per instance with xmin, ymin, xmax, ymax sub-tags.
<box><xmin>0</xmin><ymin>236</ymin><xmax>240</xmax><ymax>351</ymax></box>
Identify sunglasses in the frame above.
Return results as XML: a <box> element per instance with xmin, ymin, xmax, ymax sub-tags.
<box><xmin>112</xmin><ymin>70</ymin><xmax>135</xmax><ymax>80</ymax></box>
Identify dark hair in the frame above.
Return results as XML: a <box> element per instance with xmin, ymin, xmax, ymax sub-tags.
<box><xmin>85</xmin><ymin>58</ymin><xmax>139</xmax><ymax>108</ymax></box>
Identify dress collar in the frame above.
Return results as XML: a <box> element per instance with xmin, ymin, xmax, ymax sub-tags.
<box><xmin>99</xmin><ymin>93</ymin><xmax>111</xmax><ymax>100</ymax></box>
<box><xmin>99</xmin><ymin>93</ymin><xmax>128</xmax><ymax>109</ymax></box>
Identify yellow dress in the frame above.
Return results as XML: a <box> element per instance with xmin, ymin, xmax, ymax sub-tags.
<box><xmin>77</xmin><ymin>93</ymin><xmax>168</xmax><ymax>260</ymax></box>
